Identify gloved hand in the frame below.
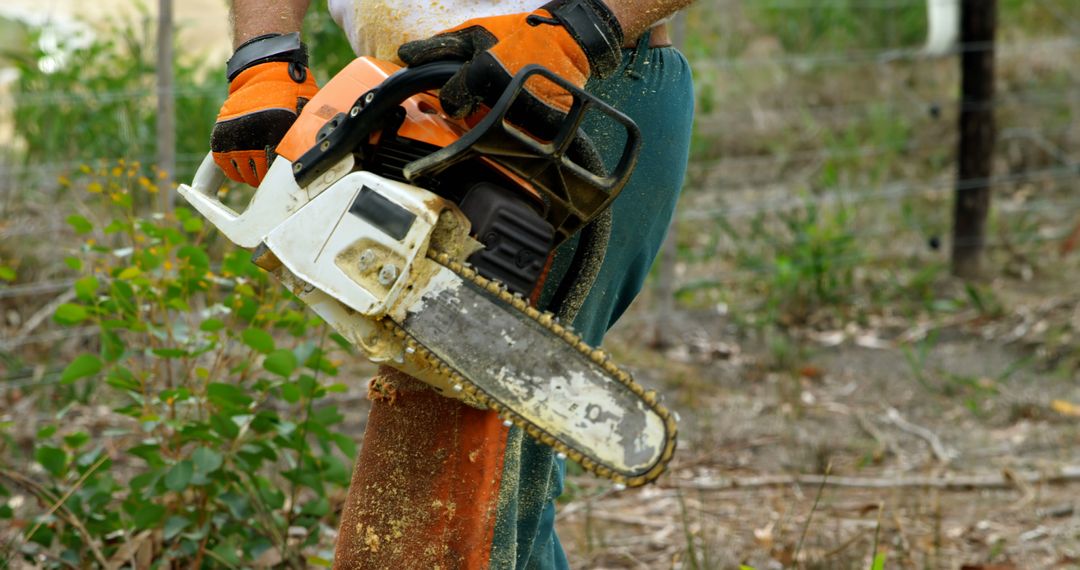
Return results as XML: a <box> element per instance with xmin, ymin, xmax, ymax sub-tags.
<box><xmin>397</xmin><ymin>0</ymin><xmax>624</xmax><ymax>139</ymax></box>
<box><xmin>211</xmin><ymin>33</ymin><xmax>318</xmax><ymax>186</ymax></box>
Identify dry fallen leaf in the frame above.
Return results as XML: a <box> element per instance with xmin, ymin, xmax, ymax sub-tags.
<box><xmin>1050</xmin><ymin>400</ymin><xmax>1080</xmax><ymax>418</ymax></box>
<box><xmin>798</xmin><ymin>365</ymin><xmax>824</xmax><ymax>380</ymax></box>
<box><xmin>753</xmin><ymin>521</ymin><xmax>775</xmax><ymax>549</ymax></box>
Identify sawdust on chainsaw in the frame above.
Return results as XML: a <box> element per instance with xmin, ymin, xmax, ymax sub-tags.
<box><xmin>366</xmin><ymin>374</ymin><xmax>399</xmax><ymax>403</ymax></box>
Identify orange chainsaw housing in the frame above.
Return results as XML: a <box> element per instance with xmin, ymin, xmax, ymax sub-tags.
<box><xmin>276</xmin><ymin>57</ymin><xmax>539</xmax><ymax>202</ymax></box>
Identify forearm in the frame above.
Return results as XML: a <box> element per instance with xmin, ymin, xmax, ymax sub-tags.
<box><xmin>606</xmin><ymin>0</ymin><xmax>693</xmax><ymax>42</ymax></box>
<box><xmin>230</xmin><ymin>0</ymin><xmax>311</xmax><ymax>49</ymax></box>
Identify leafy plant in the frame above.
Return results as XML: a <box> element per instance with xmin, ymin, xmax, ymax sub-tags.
<box><xmin>740</xmin><ymin>197</ymin><xmax>862</xmax><ymax>324</ymax></box>
<box><xmin>1</xmin><ymin>163</ymin><xmax>356</xmax><ymax>567</ymax></box>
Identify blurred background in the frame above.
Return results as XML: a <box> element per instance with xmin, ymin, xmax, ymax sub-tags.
<box><xmin>1</xmin><ymin>0</ymin><xmax>1078</xmax><ymax>568</ymax></box>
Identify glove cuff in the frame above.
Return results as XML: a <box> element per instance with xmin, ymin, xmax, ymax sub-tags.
<box><xmin>226</xmin><ymin>32</ymin><xmax>310</xmax><ymax>82</ymax></box>
<box><xmin>537</xmin><ymin>0</ymin><xmax>624</xmax><ymax>77</ymax></box>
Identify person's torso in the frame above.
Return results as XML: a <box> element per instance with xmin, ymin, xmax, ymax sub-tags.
<box><xmin>327</xmin><ymin>0</ymin><xmax>538</xmax><ymax>60</ymax></box>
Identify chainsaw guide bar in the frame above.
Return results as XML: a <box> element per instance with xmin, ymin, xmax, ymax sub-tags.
<box><xmin>382</xmin><ymin>250</ymin><xmax>678</xmax><ymax>487</ymax></box>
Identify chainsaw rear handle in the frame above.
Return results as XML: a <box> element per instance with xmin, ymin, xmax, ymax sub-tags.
<box><xmin>188</xmin><ymin>152</ymin><xmax>228</xmax><ymax>200</ymax></box>
<box><xmin>179</xmin><ymin>148</ymin><xmax>357</xmax><ymax>249</ymax></box>
<box><xmin>176</xmin><ymin>152</ymin><xmax>258</xmax><ymax>244</ymax></box>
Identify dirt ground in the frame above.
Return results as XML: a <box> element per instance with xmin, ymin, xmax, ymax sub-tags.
<box><xmin>555</xmin><ymin>281</ymin><xmax>1080</xmax><ymax>569</ymax></box>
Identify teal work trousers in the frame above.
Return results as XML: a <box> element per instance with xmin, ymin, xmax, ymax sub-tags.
<box><xmin>490</xmin><ymin>38</ymin><xmax>695</xmax><ymax>569</ymax></box>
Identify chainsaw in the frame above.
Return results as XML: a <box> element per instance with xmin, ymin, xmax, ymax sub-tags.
<box><xmin>178</xmin><ymin>57</ymin><xmax>677</xmax><ymax>487</ymax></box>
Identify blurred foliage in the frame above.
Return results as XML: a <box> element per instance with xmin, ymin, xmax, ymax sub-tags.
<box><xmin>5</xmin><ymin>13</ymin><xmax>224</xmax><ymax>181</ymax></box>
<box><xmin>0</xmin><ymin>163</ymin><xmax>354</xmax><ymax>566</ymax></box>
<box><xmin>3</xmin><ymin>3</ymin><xmax>357</xmax><ymax>184</ymax></box>
<box><xmin>303</xmin><ymin>8</ymin><xmax>360</xmax><ymax>84</ymax></box>
<box><xmin>745</xmin><ymin>0</ymin><xmax>928</xmax><ymax>52</ymax></box>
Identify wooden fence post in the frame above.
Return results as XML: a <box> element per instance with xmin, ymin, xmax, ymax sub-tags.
<box><xmin>156</xmin><ymin>0</ymin><xmax>176</xmax><ymax>214</ymax></box>
<box><xmin>950</xmin><ymin>0</ymin><xmax>996</xmax><ymax>278</ymax></box>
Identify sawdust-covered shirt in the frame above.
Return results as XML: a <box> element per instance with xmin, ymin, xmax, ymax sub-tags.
<box><xmin>327</xmin><ymin>0</ymin><xmax>536</xmax><ymax>61</ymax></box>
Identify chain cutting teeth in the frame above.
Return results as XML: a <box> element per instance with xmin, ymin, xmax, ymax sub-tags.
<box><xmin>381</xmin><ymin>250</ymin><xmax>678</xmax><ymax>487</ymax></box>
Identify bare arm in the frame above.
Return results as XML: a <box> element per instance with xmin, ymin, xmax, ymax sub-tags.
<box><xmin>607</xmin><ymin>0</ymin><xmax>694</xmax><ymax>42</ymax></box>
<box><xmin>230</xmin><ymin>0</ymin><xmax>311</xmax><ymax>49</ymax></box>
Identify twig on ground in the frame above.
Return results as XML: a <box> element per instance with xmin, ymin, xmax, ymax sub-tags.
<box><xmin>795</xmin><ymin>462</ymin><xmax>830</xmax><ymax>563</ymax></box>
<box><xmin>853</xmin><ymin>411</ymin><xmax>899</xmax><ymax>460</ymax></box>
<box><xmin>665</xmin><ymin>464</ymin><xmax>1080</xmax><ymax>491</ymax></box>
<box><xmin>0</xmin><ymin>462</ymin><xmax>111</xmax><ymax>568</ymax></box>
<box><xmin>0</xmin><ymin>325</ymin><xmax>98</xmax><ymax>351</ymax></box>
<box><xmin>557</xmin><ymin>487</ymin><xmax>619</xmax><ymax>519</ymax></box>
<box><xmin>1004</xmin><ymin>466</ymin><xmax>1037</xmax><ymax>511</ymax></box>
<box><xmin>897</xmin><ymin>312</ymin><xmax>978</xmax><ymax>343</ymax></box>
<box><xmin>869</xmin><ymin>500</ymin><xmax>884</xmax><ymax>562</ymax></box>
<box><xmin>884</xmin><ymin>407</ymin><xmax>956</xmax><ymax>464</ymax></box>
<box><xmin>891</xmin><ymin>506</ymin><xmax>914</xmax><ymax>565</ymax></box>
<box><xmin>821</xmin><ymin>531</ymin><xmax>866</xmax><ymax>560</ymax></box>
<box><xmin>15</xmin><ymin>289</ymin><xmax>76</xmax><ymax>339</ymax></box>
<box><xmin>584</xmin><ymin>511</ymin><xmax>671</xmax><ymax>530</ymax></box>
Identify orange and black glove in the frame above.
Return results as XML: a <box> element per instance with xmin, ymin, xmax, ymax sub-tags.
<box><xmin>210</xmin><ymin>33</ymin><xmax>318</xmax><ymax>186</ymax></box>
<box><xmin>397</xmin><ymin>0</ymin><xmax>624</xmax><ymax>140</ymax></box>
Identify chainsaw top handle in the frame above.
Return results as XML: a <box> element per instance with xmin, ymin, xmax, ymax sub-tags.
<box><xmin>291</xmin><ymin>61</ymin><xmax>463</xmax><ymax>188</ymax></box>
<box><xmin>404</xmin><ymin>65</ymin><xmax>641</xmax><ymax>245</ymax></box>
<box><xmin>293</xmin><ymin>61</ymin><xmax>642</xmax><ymax>245</ymax></box>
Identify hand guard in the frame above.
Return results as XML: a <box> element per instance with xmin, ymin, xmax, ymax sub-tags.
<box><xmin>211</xmin><ymin>33</ymin><xmax>319</xmax><ymax>187</ymax></box>
<box><xmin>397</xmin><ymin>0</ymin><xmax>623</xmax><ymax>140</ymax></box>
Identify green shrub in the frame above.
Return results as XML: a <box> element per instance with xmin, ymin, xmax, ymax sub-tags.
<box><xmin>1</xmin><ymin>164</ymin><xmax>355</xmax><ymax>567</ymax></box>
<box><xmin>705</xmin><ymin>197</ymin><xmax>861</xmax><ymax>325</ymax></box>
<box><xmin>744</xmin><ymin>0</ymin><xmax>928</xmax><ymax>53</ymax></box>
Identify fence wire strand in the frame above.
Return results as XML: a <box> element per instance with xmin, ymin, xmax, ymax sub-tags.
<box><xmin>1</xmin><ymin>0</ymin><xmax>1079</xmax><ymax>349</ymax></box>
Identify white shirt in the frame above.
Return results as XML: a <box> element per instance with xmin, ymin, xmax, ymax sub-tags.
<box><xmin>328</xmin><ymin>0</ymin><xmax>537</xmax><ymax>61</ymax></box>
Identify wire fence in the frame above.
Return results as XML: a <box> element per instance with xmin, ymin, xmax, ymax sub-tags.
<box><xmin>2</xmin><ymin>0</ymin><xmax>1079</xmax><ymax>359</ymax></box>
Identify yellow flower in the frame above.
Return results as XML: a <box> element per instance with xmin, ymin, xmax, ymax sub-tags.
<box><xmin>57</xmin><ymin>175</ymin><xmax>71</xmax><ymax>187</ymax></box>
<box><xmin>139</xmin><ymin>176</ymin><xmax>158</xmax><ymax>193</ymax></box>
<box><xmin>79</xmin><ymin>164</ymin><xmax>92</xmax><ymax>174</ymax></box>
<box><xmin>87</xmin><ymin>182</ymin><xmax>103</xmax><ymax>194</ymax></box>
<box><xmin>163</xmin><ymin>260</ymin><xmax>173</xmax><ymax>270</ymax></box>
<box><xmin>111</xmin><ymin>166</ymin><xmax>123</xmax><ymax>177</ymax></box>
